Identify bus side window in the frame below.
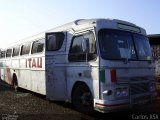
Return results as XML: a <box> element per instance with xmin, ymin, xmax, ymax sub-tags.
<box><xmin>31</xmin><ymin>39</ymin><xmax>44</xmax><ymax>54</ymax></box>
<box><xmin>12</xmin><ymin>46</ymin><xmax>20</xmax><ymax>57</ymax></box>
<box><xmin>21</xmin><ymin>43</ymin><xmax>31</xmax><ymax>55</ymax></box>
<box><xmin>46</xmin><ymin>32</ymin><xmax>64</xmax><ymax>51</ymax></box>
<box><xmin>0</xmin><ymin>51</ymin><xmax>6</xmax><ymax>58</ymax></box>
<box><xmin>6</xmin><ymin>49</ymin><xmax>12</xmax><ymax>58</ymax></box>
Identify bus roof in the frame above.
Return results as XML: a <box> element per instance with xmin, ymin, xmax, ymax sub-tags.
<box><xmin>1</xmin><ymin>18</ymin><xmax>145</xmax><ymax>49</ymax></box>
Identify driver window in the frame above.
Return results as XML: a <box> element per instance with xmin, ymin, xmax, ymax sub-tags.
<box><xmin>46</xmin><ymin>32</ymin><xmax>65</xmax><ymax>51</ymax></box>
<box><xmin>69</xmin><ymin>31</ymin><xmax>96</xmax><ymax>62</ymax></box>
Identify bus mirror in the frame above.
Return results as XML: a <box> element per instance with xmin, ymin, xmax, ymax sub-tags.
<box><xmin>82</xmin><ymin>38</ymin><xmax>89</xmax><ymax>53</ymax></box>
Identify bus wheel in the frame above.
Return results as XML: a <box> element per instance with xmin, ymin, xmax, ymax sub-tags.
<box><xmin>72</xmin><ymin>84</ymin><xmax>94</xmax><ymax>114</ymax></box>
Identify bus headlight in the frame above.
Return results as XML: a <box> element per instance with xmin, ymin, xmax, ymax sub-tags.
<box><xmin>115</xmin><ymin>87</ymin><xmax>129</xmax><ymax>98</ymax></box>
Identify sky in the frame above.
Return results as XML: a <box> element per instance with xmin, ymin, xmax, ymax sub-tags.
<box><xmin>0</xmin><ymin>0</ymin><xmax>159</xmax><ymax>48</ymax></box>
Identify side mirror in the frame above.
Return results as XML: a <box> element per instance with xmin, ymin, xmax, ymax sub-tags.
<box><xmin>82</xmin><ymin>38</ymin><xmax>89</xmax><ymax>53</ymax></box>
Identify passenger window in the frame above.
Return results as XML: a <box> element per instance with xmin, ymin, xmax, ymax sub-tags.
<box><xmin>69</xmin><ymin>32</ymin><xmax>96</xmax><ymax>62</ymax></box>
<box><xmin>6</xmin><ymin>49</ymin><xmax>12</xmax><ymax>58</ymax></box>
<box><xmin>46</xmin><ymin>32</ymin><xmax>65</xmax><ymax>51</ymax></box>
<box><xmin>12</xmin><ymin>46</ymin><xmax>20</xmax><ymax>57</ymax></box>
<box><xmin>31</xmin><ymin>39</ymin><xmax>44</xmax><ymax>54</ymax></box>
<box><xmin>0</xmin><ymin>51</ymin><xmax>6</xmax><ymax>58</ymax></box>
<box><xmin>21</xmin><ymin>43</ymin><xmax>31</xmax><ymax>55</ymax></box>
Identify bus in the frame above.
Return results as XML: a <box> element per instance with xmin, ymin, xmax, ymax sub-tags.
<box><xmin>0</xmin><ymin>19</ymin><xmax>157</xmax><ymax>113</ymax></box>
<box><xmin>148</xmin><ymin>34</ymin><xmax>160</xmax><ymax>93</ymax></box>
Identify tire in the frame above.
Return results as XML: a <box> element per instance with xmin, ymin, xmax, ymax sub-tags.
<box><xmin>72</xmin><ymin>84</ymin><xmax>94</xmax><ymax>114</ymax></box>
<box><xmin>13</xmin><ymin>75</ymin><xmax>18</xmax><ymax>92</ymax></box>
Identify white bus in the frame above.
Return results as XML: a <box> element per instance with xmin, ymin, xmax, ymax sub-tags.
<box><xmin>0</xmin><ymin>19</ymin><xmax>156</xmax><ymax>113</ymax></box>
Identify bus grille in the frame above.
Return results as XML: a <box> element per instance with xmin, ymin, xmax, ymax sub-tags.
<box><xmin>132</xmin><ymin>95</ymin><xmax>151</xmax><ymax>105</ymax></box>
<box><xmin>130</xmin><ymin>83</ymin><xmax>150</xmax><ymax>95</ymax></box>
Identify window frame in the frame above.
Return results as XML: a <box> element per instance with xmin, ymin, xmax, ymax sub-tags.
<box><xmin>20</xmin><ymin>42</ymin><xmax>31</xmax><ymax>56</ymax></box>
<box><xmin>98</xmin><ymin>29</ymin><xmax>152</xmax><ymax>61</ymax></box>
<box><xmin>31</xmin><ymin>38</ymin><xmax>44</xmax><ymax>54</ymax></box>
<box><xmin>6</xmin><ymin>48</ymin><xmax>12</xmax><ymax>58</ymax></box>
<box><xmin>12</xmin><ymin>46</ymin><xmax>20</xmax><ymax>57</ymax></box>
<box><xmin>68</xmin><ymin>31</ymin><xmax>97</xmax><ymax>62</ymax></box>
<box><xmin>0</xmin><ymin>50</ymin><xmax>6</xmax><ymax>58</ymax></box>
<box><xmin>133</xmin><ymin>34</ymin><xmax>152</xmax><ymax>61</ymax></box>
<box><xmin>45</xmin><ymin>32</ymin><xmax>65</xmax><ymax>51</ymax></box>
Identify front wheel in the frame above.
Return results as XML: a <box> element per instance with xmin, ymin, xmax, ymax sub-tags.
<box><xmin>72</xmin><ymin>84</ymin><xmax>94</xmax><ymax>114</ymax></box>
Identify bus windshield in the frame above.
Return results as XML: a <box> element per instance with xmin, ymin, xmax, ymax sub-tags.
<box><xmin>98</xmin><ymin>29</ymin><xmax>152</xmax><ymax>61</ymax></box>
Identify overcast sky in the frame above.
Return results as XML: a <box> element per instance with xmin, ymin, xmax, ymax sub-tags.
<box><xmin>0</xmin><ymin>0</ymin><xmax>159</xmax><ymax>48</ymax></box>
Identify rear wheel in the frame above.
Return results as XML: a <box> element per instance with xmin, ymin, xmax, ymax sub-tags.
<box><xmin>72</xmin><ymin>84</ymin><xmax>94</xmax><ymax>114</ymax></box>
<box><xmin>13</xmin><ymin>75</ymin><xmax>18</xmax><ymax>92</ymax></box>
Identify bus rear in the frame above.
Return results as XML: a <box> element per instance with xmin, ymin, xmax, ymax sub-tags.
<box><xmin>94</xmin><ymin>19</ymin><xmax>156</xmax><ymax>112</ymax></box>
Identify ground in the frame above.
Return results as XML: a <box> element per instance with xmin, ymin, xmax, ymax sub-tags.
<box><xmin>0</xmin><ymin>80</ymin><xmax>160</xmax><ymax>120</ymax></box>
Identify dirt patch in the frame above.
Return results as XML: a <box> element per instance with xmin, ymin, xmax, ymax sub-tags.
<box><xmin>0</xmin><ymin>80</ymin><xmax>160</xmax><ymax>120</ymax></box>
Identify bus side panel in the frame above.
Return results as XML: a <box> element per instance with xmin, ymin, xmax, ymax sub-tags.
<box><xmin>11</xmin><ymin>58</ymin><xmax>20</xmax><ymax>85</ymax></box>
<box><xmin>19</xmin><ymin>57</ymin><xmax>31</xmax><ymax>90</ymax></box>
<box><xmin>31</xmin><ymin>57</ymin><xmax>46</xmax><ymax>95</ymax></box>
<box><xmin>0</xmin><ymin>68</ymin><xmax>5</xmax><ymax>81</ymax></box>
<box><xmin>5</xmin><ymin>59</ymin><xmax>12</xmax><ymax>85</ymax></box>
<box><xmin>0</xmin><ymin>68</ymin><xmax>4</xmax><ymax>80</ymax></box>
<box><xmin>31</xmin><ymin>70</ymin><xmax>46</xmax><ymax>94</ymax></box>
<box><xmin>67</xmin><ymin>62</ymin><xmax>99</xmax><ymax>102</ymax></box>
<box><xmin>46</xmin><ymin>54</ymin><xmax>67</xmax><ymax>100</ymax></box>
<box><xmin>0</xmin><ymin>60</ymin><xmax>6</xmax><ymax>82</ymax></box>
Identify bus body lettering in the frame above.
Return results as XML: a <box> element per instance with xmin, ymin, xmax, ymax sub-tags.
<box><xmin>26</xmin><ymin>57</ymin><xmax>42</xmax><ymax>68</ymax></box>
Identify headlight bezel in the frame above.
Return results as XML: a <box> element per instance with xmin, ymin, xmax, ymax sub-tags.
<box><xmin>115</xmin><ymin>87</ymin><xmax>129</xmax><ymax>98</ymax></box>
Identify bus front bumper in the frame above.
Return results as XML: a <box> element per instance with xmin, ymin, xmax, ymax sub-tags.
<box><xmin>94</xmin><ymin>99</ymin><xmax>129</xmax><ymax>113</ymax></box>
